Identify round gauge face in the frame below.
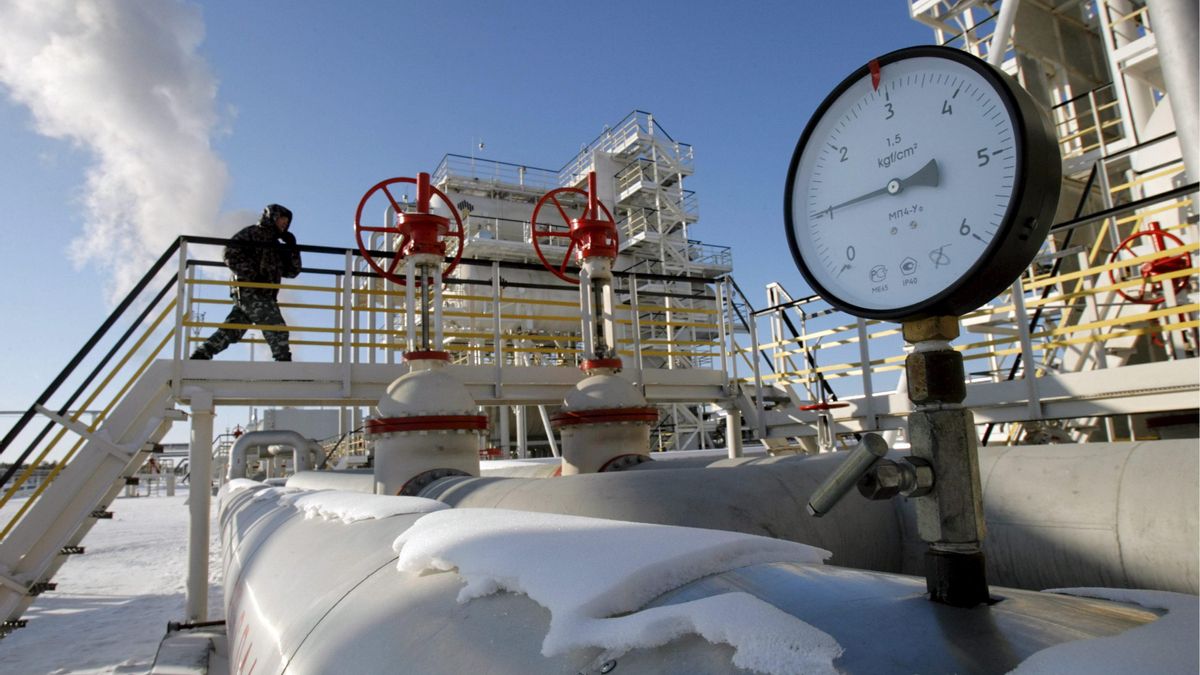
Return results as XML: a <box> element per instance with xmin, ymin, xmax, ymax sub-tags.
<box><xmin>784</xmin><ymin>46</ymin><xmax>1060</xmax><ymax>320</ymax></box>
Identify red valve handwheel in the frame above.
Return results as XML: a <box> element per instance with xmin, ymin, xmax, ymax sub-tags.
<box><xmin>530</xmin><ymin>173</ymin><xmax>617</xmax><ymax>284</ymax></box>
<box><xmin>799</xmin><ymin>401</ymin><xmax>850</xmax><ymax>411</ymax></box>
<box><xmin>1107</xmin><ymin>223</ymin><xmax>1192</xmax><ymax>305</ymax></box>
<box><xmin>353</xmin><ymin>174</ymin><xmax>465</xmax><ymax>286</ymax></box>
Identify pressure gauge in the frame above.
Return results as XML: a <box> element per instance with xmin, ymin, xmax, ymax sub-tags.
<box><xmin>784</xmin><ymin>46</ymin><xmax>1061</xmax><ymax>320</ymax></box>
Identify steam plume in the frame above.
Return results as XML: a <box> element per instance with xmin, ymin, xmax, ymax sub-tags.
<box><xmin>0</xmin><ymin>0</ymin><xmax>228</xmax><ymax>301</ymax></box>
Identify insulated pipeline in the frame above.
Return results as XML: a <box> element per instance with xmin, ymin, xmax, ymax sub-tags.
<box><xmin>421</xmin><ymin>441</ymin><xmax>1199</xmax><ymax>594</ymax></box>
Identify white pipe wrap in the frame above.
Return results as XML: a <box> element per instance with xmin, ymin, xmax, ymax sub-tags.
<box><xmin>228</xmin><ymin>430</ymin><xmax>322</xmax><ymax>480</ymax></box>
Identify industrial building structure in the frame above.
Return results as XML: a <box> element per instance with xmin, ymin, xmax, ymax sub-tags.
<box><xmin>0</xmin><ymin>1</ymin><xmax>1195</xmax><ymax>672</ymax></box>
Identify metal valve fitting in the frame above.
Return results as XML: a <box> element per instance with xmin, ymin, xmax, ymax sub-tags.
<box><xmin>806</xmin><ymin>433</ymin><xmax>889</xmax><ymax>517</ymax></box>
<box><xmin>857</xmin><ymin>456</ymin><xmax>935</xmax><ymax>500</ymax></box>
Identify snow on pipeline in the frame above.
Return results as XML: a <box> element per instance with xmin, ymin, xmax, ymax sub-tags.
<box><xmin>2</xmin><ymin>483</ymin><xmax>1196</xmax><ymax>674</ymax></box>
<box><xmin>393</xmin><ymin>508</ymin><xmax>842</xmax><ymax>675</ymax></box>
<box><xmin>220</xmin><ymin>477</ymin><xmax>447</xmax><ymax>521</ymax></box>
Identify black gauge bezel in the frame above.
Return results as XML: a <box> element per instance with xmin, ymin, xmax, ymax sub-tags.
<box><xmin>783</xmin><ymin>45</ymin><xmax>1061</xmax><ymax>321</ymax></box>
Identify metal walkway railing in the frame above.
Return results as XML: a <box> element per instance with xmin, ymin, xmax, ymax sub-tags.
<box><xmin>0</xmin><ymin>234</ymin><xmax>737</xmax><ymax>635</ymax></box>
<box><xmin>0</xmin><ymin>235</ymin><xmax>734</xmax><ymax>523</ymax></box>
<box><xmin>741</xmin><ymin>172</ymin><xmax>1198</xmax><ymax>443</ymax></box>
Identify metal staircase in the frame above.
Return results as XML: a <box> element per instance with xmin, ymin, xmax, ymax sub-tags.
<box><xmin>0</xmin><ymin>364</ymin><xmax>179</xmax><ymax>634</ymax></box>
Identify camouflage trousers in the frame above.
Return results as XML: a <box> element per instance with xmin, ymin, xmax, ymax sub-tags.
<box><xmin>194</xmin><ymin>290</ymin><xmax>291</xmax><ymax>360</ymax></box>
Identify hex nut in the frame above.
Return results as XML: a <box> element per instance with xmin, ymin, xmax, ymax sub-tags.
<box><xmin>858</xmin><ymin>459</ymin><xmax>904</xmax><ymax>500</ymax></box>
<box><xmin>906</xmin><ymin>350</ymin><xmax>967</xmax><ymax>404</ymax></box>
<box><xmin>902</xmin><ymin>316</ymin><xmax>960</xmax><ymax>343</ymax></box>
<box><xmin>900</xmin><ymin>456</ymin><xmax>935</xmax><ymax>498</ymax></box>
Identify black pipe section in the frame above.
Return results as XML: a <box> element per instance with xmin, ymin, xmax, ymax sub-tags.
<box><xmin>166</xmin><ymin>619</ymin><xmax>226</xmax><ymax>633</ymax></box>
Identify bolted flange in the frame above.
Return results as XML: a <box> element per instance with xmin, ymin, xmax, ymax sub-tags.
<box><xmin>597</xmin><ymin>453</ymin><xmax>654</xmax><ymax>472</ymax></box>
<box><xmin>397</xmin><ymin>467</ymin><xmax>471</xmax><ymax>496</ymax></box>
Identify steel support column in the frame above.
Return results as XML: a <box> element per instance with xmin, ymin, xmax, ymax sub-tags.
<box><xmin>1147</xmin><ymin>0</ymin><xmax>1199</xmax><ymax>183</ymax></box>
<box><xmin>185</xmin><ymin>389</ymin><xmax>214</xmax><ymax>622</ymax></box>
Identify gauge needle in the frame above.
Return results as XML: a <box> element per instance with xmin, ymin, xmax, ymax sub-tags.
<box><xmin>818</xmin><ymin>159</ymin><xmax>939</xmax><ymax>217</ymax></box>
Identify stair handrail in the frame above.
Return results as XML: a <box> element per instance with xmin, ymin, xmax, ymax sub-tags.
<box><xmin>0</xmin><ymin>230</ymin><xmax>740</xmax><ymax>490</ymax></box>
<box><xmin>978</xmin><ymin>158</ymin><xmax>1104</xmax><ymax>444</ymax></box>
<box><xmin>0</xmin><ymin>277</ymin><xmax>177</xmax><ymax>493</ymax></box>
<box><xmin>752</xmin><ymin>285</ymin><xmax>845</xmax><ymax>408</ymax></box>
<box><xmin>1050</xmin><ymin>181</ymin><xmax>1198</xmax><ymax>236</ymax></box>
<box><xmin>722</xmin><ymin>276</ymin><xmax>774</xmax><ymax>370</ymax></box>
<box><xmin>557</xmin><ymin>111</ymin><xmax>693</xmax><ymax>186</ymax></box>
<box><xmin>1</xmin><ymin>233</ymin><xmax>365</xmax><ymax>491</ymax></box>
<box><xmin>934</xmin><ymin>9</ymin><xmax>1000</xmax><ymax>49</ymax></box>
<box><xmin>0</xmin><ymin>239</ymin><xmax>182</xmax><ymax>489</ymax></box>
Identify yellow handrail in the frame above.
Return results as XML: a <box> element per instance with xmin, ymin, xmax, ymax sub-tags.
<box><xmin>1109</xmin><ymin>165</ymin><xmax>1185</xmax><ymax>194</ymax></box>
<box><xmin>0</xmin><ymin>298</ymin><xmax>178</xmax><ymax>511</ymax></box>
<box><xmin>1025</xmin><ymin>242</ymin><xmax>1198</xmax><ymax>291</ymax></box>
<box><xmin>760</xmin><ymin>308</ymin><xmax>1199</xmax><ymax>385</ymax></box>
<box><xmin>765</xmin><ymin>267</ymin><xmax>1196</xmax><ymax>368</ymax></box>
<box><xmin>1</xmin><ymin>329</ymin><xmax>175</xmax><ymax>538</ymax></box>
<box><xmin>754</xmin><ymin>223</ymin><xmax>1197</xmax><ymax>386</ymax></box>
<box><xmin>194</xmin><ymin>298</ymin><xmax>343</xmax><ymax>312</ymax></box>
<box><xmin>181</xmin><ymin>320</ymin><xmax>337</xmax><ymax>334</ymax></box>
<box><xmin>189</xmin><ymin>278</ymin><xmax>339</xmax><ymax>294</ymax></box>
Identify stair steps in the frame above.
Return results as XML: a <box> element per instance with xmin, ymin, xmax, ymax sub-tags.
<box><xmin>0</xmin><ymin>364</ymin><xmax>179</xmax><ymax>635</ymax></box>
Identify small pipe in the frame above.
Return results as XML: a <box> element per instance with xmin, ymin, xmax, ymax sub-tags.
<box><xmin>417</xmin><ymin>172</ymin><xmax>432</xmax><ymax>213</ymax></box>
<box><xmin>167</xmin><ymin>619</ymin><xmax>226</xmax><ymax>633</ymax></box>
<box><xmin>593</xmin><ymin>282</ymin><xmax>607</xmax><ymax>357</ymax></box>
<box><xmin>988</xmin><ymin>0</ymin><xmax>1021</xmax><ymax>68</ymax></box>
<box><xmin>806</xmin><ymin>434</ymin><xmax>889</xmax><ymax>516</ymax></box>
<box><xmin>420</xmin><ymin>264</ymin><xmax>432</xmax><ymax>351</ymax></box>
<box><xmin>227</xmin><ymin>430</ymin><xmax>322</xmax><ymax>480</ymax></box>
<box><xmin>186</xmin><ymin>391</ymin><xmax>214</xmax><ymax>623</ymax></box>
<box><xmin>538</xmin><ymin>405</ymin><xmax>560</xmax><ymax>457</ymax></box>
<box><xmin>587</xmin><ymin>171</ymin><xmax>598</xmax><ymax>219</ymax></box>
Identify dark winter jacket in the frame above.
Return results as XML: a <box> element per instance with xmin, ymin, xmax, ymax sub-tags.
<box><xmin>224</xmin><ymin>220</ymin><xmax>302</xmax><ymax>298</ymax></box>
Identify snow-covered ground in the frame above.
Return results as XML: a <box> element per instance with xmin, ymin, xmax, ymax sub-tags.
<box><xmin>0</xmin><ymin>488</ymin><xmax>222</xmax><ymax>674</ymax></box>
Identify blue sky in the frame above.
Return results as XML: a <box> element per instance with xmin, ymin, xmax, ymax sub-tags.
<box><xmin>0</xmin><ymin>1</ymin><xmax>931</xmax><ymax>428</ymax></box>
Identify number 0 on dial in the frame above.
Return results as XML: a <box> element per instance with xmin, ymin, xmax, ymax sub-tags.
<box><xmin>784</xmin><ymin>46</ymin><xmax>1061</xmax><ymax>320</ymax></box>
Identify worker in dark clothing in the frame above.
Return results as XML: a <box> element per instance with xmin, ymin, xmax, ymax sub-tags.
<box><xmin>190</xmin><ymin>204</ymin><xmax>302</xmax><ymax>361</ymax></box>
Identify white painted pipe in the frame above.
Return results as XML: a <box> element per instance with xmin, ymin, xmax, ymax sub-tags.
<box><xmin>228</xmin><ymin>430</ymin><xmax>322</xmax><ymax>480</ymax></box>
<box><xmin>723</xmin><ymin>404</ymin><xmax>743</xmax><ymax>459</ymax></box>
<box><xmin>425</xmin><ymin>440</ymin><xmax>1198</xmax><ymax>595</ymax></box>
<box><xmin>186</xmin><ymin>390</ymin><xmax>214</xmax><ymax>622</ymax></box>
<box><xmin>267</xmin><ymin>443</ymin><xmax>313</xmax><ymax>474</ymax></box>
<box><xmin>218</xmin><ymin>479</ymin><xmax>1163</xmax><ymax>675</ymax></box>
<box><xmin>988</xmin><ymin>0</ymin><xmax>1021</xmax><ymax>68</ymax></box>
<box><xmin>538</xmin><ymin>405</ymin><xmax>560</xmax><ymax>458</ymax></box>
<box><xmin>1147</xmin><ymin>0</ymin><xmax>1200</xmax><ymax>183</ymax></box>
